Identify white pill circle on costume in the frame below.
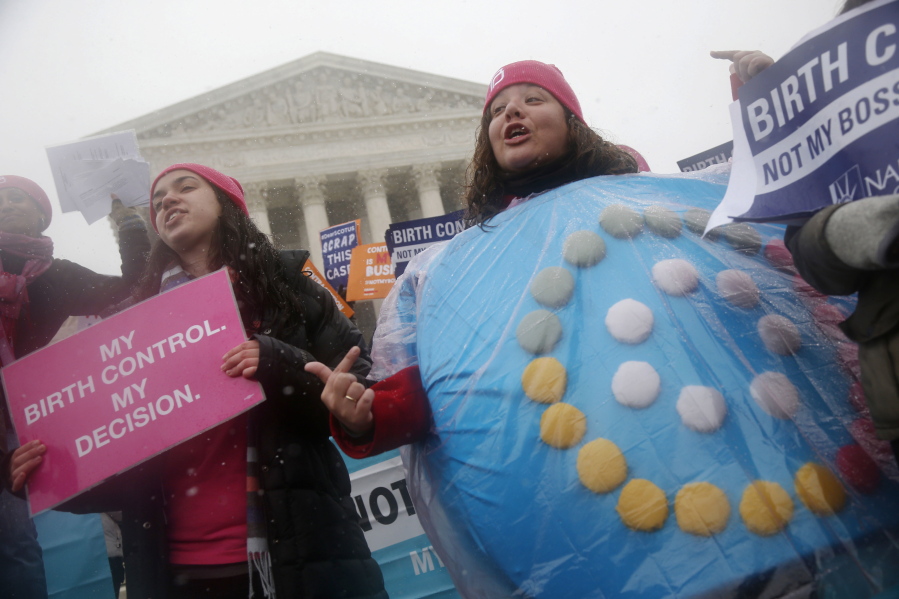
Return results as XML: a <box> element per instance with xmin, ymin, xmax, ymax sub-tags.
<box><xmin>516</xmin><ymin>310</ymin><xmax>563</xmax><ymax>354</ymax></box>
<box><xmin>716</xmin><ymin>270</ymin><xmax>760</xmax><ymax>309</ymax></box>
<box><xmin>644</xmin><ymin>205</ymin><xmax>682</xmax><ymax>239</ymax></box>
<box><xmin>612</xmin><ymin>361</ymin><xmax>661</xmax><ymax>409</ymax></box>
<box><xmin>563</xmin><ymin>230</ymin><xmax>606</xmax><ymax>267</ymax></box>
<box><xmin>530</xmin><ymin>267</ymin><xmax>575</xmax><ymax>308</ymax></box>
<box><xmin>600</xmin><ymin>205</ymin><xmax>644</xmax><ymax>239</ymax></box>
<box><xmin>605</xmin><ymin>299</ymin><xmax>654</xmax><ymax>344</ymax></box>
<box><xmin>750</xmin><ymin>372</ymin><xmax>800</xmax><ymax>419</ymax></box>
<box><xmin>677</xmin><ymin>386</ymin><xmax>727</xmax><ymax>433</ymax></box>
<box><xmin>757</xmin><ymin>314</ymin><xmax>802</xmax><ymax>355</ymax></box>
<box><xmin>652</xmin><ymin>259</ymin><xmax>700</xmax><ymax>296</ymax></box>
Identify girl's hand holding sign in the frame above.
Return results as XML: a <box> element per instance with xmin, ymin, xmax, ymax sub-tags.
<box><xmin>8</xmin><ymin>439</ymin><xmax>45</xmax><ymax>493</ymax></box>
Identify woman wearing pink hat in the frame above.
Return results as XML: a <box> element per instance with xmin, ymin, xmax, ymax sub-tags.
<box><xmin>0</xmin><ymin>174</ymin><xmax>149</xmax><ymax>599</ymax></box>
<box><xmin>12</xmin><ymin>164</ymin><xmax>386</xmax><ymax>599</ymax></box>
<box><xmin>307</xmin><ymin>60</ymin><xmax>638</xmax><ymax>457</ymax></box>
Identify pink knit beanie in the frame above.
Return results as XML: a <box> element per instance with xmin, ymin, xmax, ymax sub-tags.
<box><xmin>484</xmin><ymin>60</ymin><xmax>585</xmax><ymax>123</ymax></box>
<box><xmin>0</xmin><ymin>175</ymin><xmax>53</xmax><ymax>230</ymax></box>
<box><xmin>150</xmin><ymin>163</ymin><xmax>248</xmax><ymax>231</ymax></box>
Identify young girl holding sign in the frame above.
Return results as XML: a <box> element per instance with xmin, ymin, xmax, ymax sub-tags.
<box><xmin>11</xmin><ymin>164</ymin><xmax>386</xmax><ymax>599</ymax></box>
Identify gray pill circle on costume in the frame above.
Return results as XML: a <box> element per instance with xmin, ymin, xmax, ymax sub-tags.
<box><xmin>684</xmin><ymin>208</ymin><xmax>712</xmax><ymax>236</ymax></box>
<box><xmin>644</xmin><ymin>205</ymin><xmax>682</xmax><ymax>239</ymax></box>
<box><xmin>758</xmin><ymin>314</ymin><xmax>802</xmax><ymax>355</ymax></box>
<box><xmin>652</xmin><ymin>259</ymin><xmax>700</xmax><ymax>296</ymax></box>
<box><xmin>605</xmin><ymin>299</ymin><xmax>654</xmax><ymax>344</ymax></box>
<box><xmin>530</xmin><ymin>267</ymin><xmax>575</xmax><ymax>308</ymax></box>
<box><xmin>599</xmin><ymin>205</ymin><xmax>644</xmax><ymax>239</ymax></box>
<box><xmin>750</xmin><ymin>372</ymin><xmax>800</xmax><ymax>419</ymax></box>
<box><xmin>516</xmin><ymin>310</ymin><xmax>563</xmax><ymax>354</ymax></box>
<box><xmin>676</xmin><ymin>386</ymin><xmax>727</xmax><ymax>432</ymax></box>
<box><xmin>722</xmin><ymin>223</ymin><xmax>763</xmax><ymax>255</ymax></box>
<box><xmin>612</xmin><ymin>361</ymin><xmax>661</xmax><ymax>409</ymax></box>
<box><xmin>716</xmin><ymin>269</ymin><xmax>760</xmax><ymax>308</ymax></box>
<box><xmin>563</xmin><ymin>230</ymin><xmax>606</xmax><ymax>267</ymax></box>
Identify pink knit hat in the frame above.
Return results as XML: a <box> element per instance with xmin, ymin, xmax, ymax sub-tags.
<box><xmin>484</xmin><ymin>60</ymin><xmax>585</xmax><ymax>123</ymax></box>
<box><xmin>150</xmin><ymin>163</ymin><xmax>248</xmax><ymax>231</ymax></box>
<box><xmin>0</xmin><ymin>175</ymin><xmax>53</xmax><ymax>230</ymax></box>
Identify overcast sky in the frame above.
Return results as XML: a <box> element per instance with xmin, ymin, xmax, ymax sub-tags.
<box><xmin>0</xmin><ymin>0</ymin><xmax>840</xmax><ymax>275</ymax></box>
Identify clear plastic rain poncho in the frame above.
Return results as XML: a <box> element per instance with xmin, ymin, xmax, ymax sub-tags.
<box><xmin>370</xmin><ymin>166</ymin><xmax>899</xmax><ymax>599</ymax></box>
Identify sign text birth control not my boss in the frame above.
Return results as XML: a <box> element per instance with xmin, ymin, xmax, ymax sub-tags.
<box><xmin>1</xmin><ymin>270</ymin><xmax>264</xmax><ymax>515</ymax></box>
<box><xmin>386</xmin><ymin>210</ymin><xmax>465</xmax><ymax>278</ymax></box>
<box><xmin>710</xmin><ymin>0</ymin><xmax>899</xmax><ymax>228</ymax></box>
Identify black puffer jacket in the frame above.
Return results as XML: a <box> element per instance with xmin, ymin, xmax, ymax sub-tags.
<box><xmin>64</xmin><ymin>250</ymin><xmax>387</xmax><ymax>599</ymax></box>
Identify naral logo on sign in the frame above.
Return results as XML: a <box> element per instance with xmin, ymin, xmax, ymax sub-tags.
<box><xmin>829</xmin><ymin>165</ymin><xmax>862</xmax><ymax>205</ymax></box>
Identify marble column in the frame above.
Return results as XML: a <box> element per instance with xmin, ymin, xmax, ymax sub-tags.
<box><xmin>412</xmin><ymin>163</ymin><xmax>444</xmax><ymax>218</ymax></box>
<box><xmin>358</xmin><ymin>169</ymin><xmax>392</xmax><ymax>243</ymax></box>
<box><xmin>243</xmin><ymin>182</ymin><xmax>272</xmax><ymax>238</ymax></box>
<box><xmin>295</xmin><ymin>175</ymin><xmax>329</xmax><ymax>270</ymax></box>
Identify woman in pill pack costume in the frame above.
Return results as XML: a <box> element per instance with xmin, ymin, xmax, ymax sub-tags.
<box><xmin>308</xmin><ymin>61</ymin><xmax>899</xmax><ymax>598</ymax></box>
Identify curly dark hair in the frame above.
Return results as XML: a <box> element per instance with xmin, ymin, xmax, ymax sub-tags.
<box><xmin>135</xmin><ymin>190</ymin><xmax>305</xmax><ymax>334</ymax></box>
<box><xmin>462</xmin><ymin>110</ymin><xmax>638</xmax><ymax>227</ymax></box>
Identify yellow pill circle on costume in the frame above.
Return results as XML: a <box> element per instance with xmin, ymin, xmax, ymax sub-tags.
<box><xmin>739</xmin><ymin>481</ymin><xmax>794</xmax><ymax>536</ymax></box>
<box><xmin>616</xmin><ymin>479</ymin><xmax>669</xmax><ymax>532</ymax></box>
<box><xmin>522</xmin><ymin>357</ymin><xmax>567</xmax><ymax>404</ymax></box>
<box><xmin>540</xmin><ymin>403</ymin><xmax>587</xmax><ymax>449</ymax></box>
<box><xmin>794</xmin><ymin>463</ymin><xmax>847</xmax><ymax>516</ymax></box>
<box><xmin>675</xmin><ymin>482</ymin><xmax>730</xmax><ymax>536</ymax></box>
<box><xmin>577</xmin><ymin>439</ymin><xmax>627</xmax><ymax>494</ymax></box>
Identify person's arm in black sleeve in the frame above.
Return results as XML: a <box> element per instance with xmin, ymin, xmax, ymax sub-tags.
<box><xmin>784</xmin><ymin>205</ymin><xmax>867</xmax><ymax>297</ymax></box>
<box><xmin>252</xmin><ymin>272</ymin><xmax>370</xmax><ymax>435</ymax></box>
<box><xmin>112</xmin><ymin>203</ymin><xmax>152</xmax><ymax>284</ymax></box>
<box><xmin>58</xmin><ymin>203</ymin><xmax>151</xmax><ymax>316</ymax></box>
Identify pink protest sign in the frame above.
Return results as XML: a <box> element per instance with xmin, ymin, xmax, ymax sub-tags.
<box><xmin>1</xmin><ymin>269</ymin><xmax>264</xmax><ymax>515</ymax></box>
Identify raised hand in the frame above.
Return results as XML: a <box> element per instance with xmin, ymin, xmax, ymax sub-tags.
<box><xmin>711</xmin><ymin>50</ymin><xmax>775</xmax><ymax>83</ymax></box>
<box><xmin>305</xmin><ymin>346</ymin><xmax>374</xmax><ymax>435</ymax></box>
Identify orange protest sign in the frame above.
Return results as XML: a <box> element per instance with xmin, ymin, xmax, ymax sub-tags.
<box><xmin>301</xmin><ymin>260</ymin><xmax>354</xmax><ymax>318</ymax></box>
<box><xmin>345</xmin><ymin>242</ymin><xmax>395</xmax><ymax>301</ymax></box>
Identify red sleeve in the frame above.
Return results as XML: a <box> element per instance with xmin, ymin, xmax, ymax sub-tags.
<box><xmin>331</xmin><ymin>365</ymin><xmax>431</xmax><ymax>459</ymax></box>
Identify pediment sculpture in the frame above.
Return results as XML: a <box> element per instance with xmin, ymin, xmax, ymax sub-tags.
<box><xmin>139</xmin><ymin>66</ymin><xmax>483</xmax><ymax>140</ymax></box>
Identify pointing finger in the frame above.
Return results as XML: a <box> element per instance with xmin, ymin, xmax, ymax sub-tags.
<box><xmin>710</xmin><ymin>50</ymin><xmax>740</xmax><ymax>60</ymax></box>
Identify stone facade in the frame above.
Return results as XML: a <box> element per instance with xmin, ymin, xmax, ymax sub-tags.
<box><xmin>100</xmin><ymin>52</ymin><xmax>483</xmax><ymax>336</ymax></box>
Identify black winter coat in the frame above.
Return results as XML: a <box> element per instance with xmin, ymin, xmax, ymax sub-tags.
<box><xmin>786</xmin><ymin>206</ymin><xmax>899</xmax><ymax>440</ymax></box>
<box><xmin>64</xmin><ymin>250</ymin><xmax>387</xmax><ymax>599</ymax></box>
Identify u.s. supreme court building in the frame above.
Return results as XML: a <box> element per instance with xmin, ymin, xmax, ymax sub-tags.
<box><xmin>101</xmin><ymin>52</ymin><xmax>484</xmax><ymax>335</ymax></box>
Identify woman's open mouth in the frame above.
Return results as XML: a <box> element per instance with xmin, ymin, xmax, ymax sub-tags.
<box><xmin>165</xmin><ymin>210</ymin><xmax>186</xmax><ymax>227</ymax></box>
<box><xmin>505</xmin><ymin>125</ymin><xmax>531</xmax><ymax>144</ymax></box>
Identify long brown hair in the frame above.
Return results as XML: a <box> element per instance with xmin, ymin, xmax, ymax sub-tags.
<box><xmin>135</xmin><ymin>190</ymin><xmax>306</xmax><ymax>334</ymax></box>
<box><xmin>463</xmin><ymin>110</ymin><xmax>638</xmax><ymax>227</ymax></box>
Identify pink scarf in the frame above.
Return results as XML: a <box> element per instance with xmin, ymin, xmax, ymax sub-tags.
<box><xmin>0</xmin><ymin>232</ymin><xmax>54</xmax><ymax>365</ymax></box>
